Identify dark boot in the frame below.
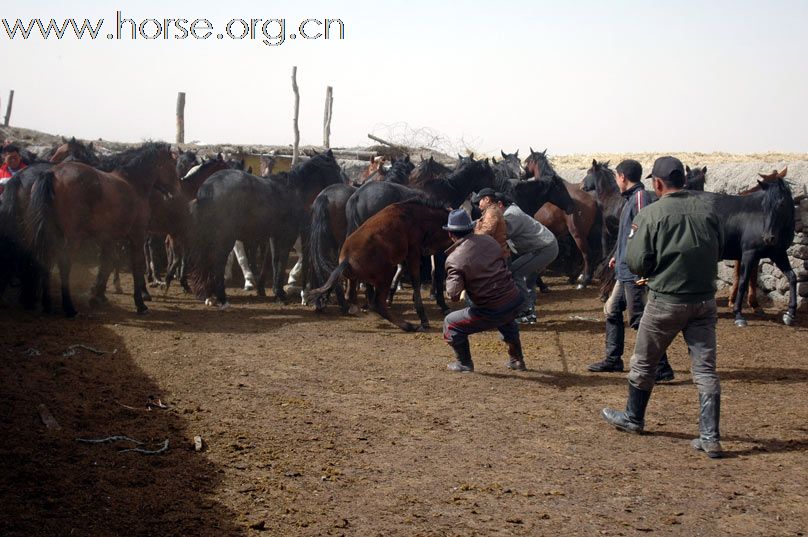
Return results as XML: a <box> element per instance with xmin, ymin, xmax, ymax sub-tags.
<box><xmin>691</xmin><ymin>392</ymin><xmax>722</xmax><ymax>458</ymax></box>
<box><xmin>447</xmin><ymin>341</ymin><xmax>474</xmax><ymax>373</ymax></box>
<box><xmin>601</xmin><ymin>384</ymin><xmax>652</xmax><ymax>434</ymax></box>
<box><xmin>588</xmin><ymin>357</ymin><xmax>624</xmax><ymax>372</ymax></box>
<box><xmin>655</xmin><ymin>353</ymin><xmax>675</xmax><ymax>383</ymax></box>
<box><xmin>505</xmin><ymin>340</ymin><xmax>526</xmax><ymax>371</ymax></box>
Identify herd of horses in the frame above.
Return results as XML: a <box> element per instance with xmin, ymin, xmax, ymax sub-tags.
<box><xmin>0</xmin><ymin>138</ymin><xmax>800</xmax><ymax>332</ymax></box>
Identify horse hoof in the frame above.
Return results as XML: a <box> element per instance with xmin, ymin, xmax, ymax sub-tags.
<box><xmin>418</xmin><ymin>324</ymin><xmax>429</xmax><ymax>332</ymax></box>
<box><xmin>243</xmin><ymin>282</ymin><xmax>255</xmax><ymax>292</ymax></box>
<box><xmin>137</xmin><ymin>307</ymin><xmax>149</xmax><ymax>315</ymax></box>
<box><xmin>204</xmin><ymin>298</ymin><xmax>215</xmax><ymax>307</ymax></box>
<box><xmin>219</xmin><ymin>302</ymin><xmax>232</xmax><ymax>311</ymax></box>
<box><xmin>347</xmin><ymin>305</ymin><xmax>360</xmax><ymax>315</ymax></box>
<box><xmin>576</xmin><ymin>284</ymin><xmax>586</xmax><ymax>290</ymax></box>
<box><xmin>734</xmin><ymin>318</ymin><xmax>748</xmax><ymax>328</ymax></box>
<box><xmin>783</xmin><ymin>313</ymin><xmax>795</xmax><ymax>326</ymax></box>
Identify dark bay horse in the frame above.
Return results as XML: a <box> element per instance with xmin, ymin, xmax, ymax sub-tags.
<box><xmin>48</xmin><ymin>137</ymin><xmax>100</xmax><ymax>166</ymax></box>
<box><xmin>382</xmin><ymin>156</ymin><xmax>415</xmax><ymax>185</ymax></box>
<box><xmin>26</xmin><ymin>142</ymin><xmax>178</xmax><ymax>316</ymax></box>
<box><xmin>524</xmin><ymin>149</ymin><xmax>603</xmax><ymax>289</ymax></box>
<box><xmin>305</xmin><ymin>182</ymin><xmax>356</xmax><ymax>302</ymax></box>
<box><xmin>685</xmin><ymin>165</ymin><xmax>707</xmax><ymax>191</ymax></box>
<box><xmin>700</xmin><ymin>168</ymin><xmax>796</xmax><ymax>327</ymax></box>
<box><xmin>582</xmin><ymin>160</ymin><xmax>622</xmax><ymax>259</ymax></box>
<box><xmin>187</xmin><ymin>151</ymin><xmax>343</xmax><ymax>307</ymax></box>
<box><xmin>307</xmin><ymin>199</ymin><xmax>451</xmax><ymax>331</ymax></box>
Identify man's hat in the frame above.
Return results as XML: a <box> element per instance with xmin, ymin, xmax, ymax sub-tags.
<box><xmin>443</xmin><ymin>208</ymin><xmax>475</xmax><ymax>232</ymax></box>
<box><xmin>646</xmin><ymin>156</ymin><xmax>685</xmax><ymax>181</ymax></box>
<box><xmin>471</xmin><ymin>187</ymin><xmax>499</xmax><ymax>204</ymax></box>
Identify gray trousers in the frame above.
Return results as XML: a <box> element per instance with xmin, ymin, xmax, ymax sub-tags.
<box><xmin>628</xmin><ymin>295</ymin><xmax>719</xmax><ymax>394</ymax></box>
<box><xmin>510</xmin><ymin>239</ymin><xmax>559</xmax><ymax>313</ymax></box>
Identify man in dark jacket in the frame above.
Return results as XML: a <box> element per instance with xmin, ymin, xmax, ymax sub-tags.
<box><xmin>442</xmin><ymin>209</ymin><xmax>526</xmax><ymax>373</ymax></box>
<box><xmin>588</xmin><ymin>159</ymin><xmax>675</xmax><ymax>382</ymax></box>
<box><xmin>601</xmin><ymin>156</ymin><xmax>724</xmax><ymax>458</ymax></box>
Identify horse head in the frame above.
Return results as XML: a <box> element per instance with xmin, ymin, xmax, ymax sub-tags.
<box><xmin>523</xmin><ymin>148</ymin><xmax>550</xmax><ymax>179</ymax></box>
<box><xmin>49</xmin><ymin>137</ymin><xmax>100</xmax><ymax>167</ymax></box>
<box><xmin>175</xmin><ymin>150</ymin><xmax>199</xmax><ymax>179</ymax></box>
<box><xmin>685</xmin><ymin>165</ymin><xmax>708</xmax><ymax>191</ymax></box>
<box><xmin>583</xmin><ymin>159</ymin><xmax>616</xmax><ymax>195</ymax></box>
<box><xmin>758</xmin><ymin>168</ymin><xmax>793</xmax><ymax>246</ymax></box>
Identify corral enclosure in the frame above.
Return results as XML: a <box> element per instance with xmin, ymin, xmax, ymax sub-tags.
<box><xmin>1</xmin><ymin>126</ymin><xmax>808</xmax><ymax>536</ymax></box>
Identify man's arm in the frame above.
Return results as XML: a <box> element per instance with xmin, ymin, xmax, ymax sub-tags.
<box><xmin>625</xmin><ymin>213</ymin><xmax>657</xmax><ymax>277</ymax></box>
<box><xmin>444</xmin><ymin>263</ymin><xmax>465</xmax><ymax>302</ymax></box>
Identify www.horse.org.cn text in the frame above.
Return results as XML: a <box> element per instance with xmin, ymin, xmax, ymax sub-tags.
<box><xmin>0</xmin><ymin>11</ymin><xmax>346</xmax><ymax>47</ymax></box>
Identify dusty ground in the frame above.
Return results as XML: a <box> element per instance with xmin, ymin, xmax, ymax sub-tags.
<box><xmin>2</xmin><ymin>272</ymin><xmax>808</xmax><ymax>537</ymax></box>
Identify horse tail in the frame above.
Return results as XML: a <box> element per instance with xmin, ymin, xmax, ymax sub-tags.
<box><xmin>185</xmin><ymin>198</ymin><xmax>217</xmax><ymax>299</ymax></box>
<box><xmin>26</xmin><ymin>170</ymin><xmax>59</xmax><ymax>268</ymax></box>
<box><xmin>306</xmin><ymin>258</ymin><xmax>350</xmax><ymax>304</ymax></box>
<box><xmin>306</xmin><ymin>193</ymin><xmax>339</xmax><ymax>288</ymax></box>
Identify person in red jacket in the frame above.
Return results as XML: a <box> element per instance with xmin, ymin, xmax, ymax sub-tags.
<box><xmin>0</xmin><ymin>144</ymin><xmax>28</xmax><ymax>194</ymax></box>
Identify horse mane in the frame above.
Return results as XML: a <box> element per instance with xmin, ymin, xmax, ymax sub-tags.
<box><xmin>397</xmin><ymin>196</ymin><xmax>449</xmax><ymax>211</ymax></box>
<box><xmin>287</xmin><ymin>150</ymin><xmax>341</xmax><ymax>190</ymax></box>
<box><xmin>761</xmin><ymin>178</ymin><xmax>795</xmax><ymax>229</ymax></box>
<box><xmin>385</xmin><ymin>157</ymin><xmax>414</xmax><ymax>184</ymax></box>
<box><xmin>98</xmin><ymin>142</ymin><xmax>171</xmax><ymax>173</ymax></box>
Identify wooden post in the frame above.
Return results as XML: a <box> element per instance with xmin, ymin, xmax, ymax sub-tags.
<box><xmin>175</xmin><ymin>92</ymin><xmax>186</xmax><ymax>144</ymax></box>
<box><xmin>4</xmin><ymin>90</ymin><xmax>14</xmax><ymax>127</ymax></box>
<box><xmin>291</xmin><ymin>67</ymin><xmax>300</xmax><ymax>167</ymax></box>
<box><xmin>322</xmin><ymin>86</ymin><xmax>333</xmax><ymax>149</ymax></box>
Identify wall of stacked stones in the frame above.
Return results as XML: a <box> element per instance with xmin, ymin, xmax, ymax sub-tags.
<box><xmin>559</xmin><ymin>161</ymin><xmax>808</xmax><ymax>312</ymax></box>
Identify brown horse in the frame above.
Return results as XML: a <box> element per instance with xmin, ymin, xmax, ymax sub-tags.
<box><xmin>355</xmin><ymin>156</ymin><xmax>387</xmax><ymax>185</ymax></box>
<box><xmin>524</xmin><ymin>149</ymin><xmax>603</xmax><ymax>289</ymax></box>
<box><xmin>26</xmin><ymin>142</ymin><xmax>177</xmax><ymax>316</ymax></box>
<box><xmin>48</xmin><ymin>137</ymin><xmax>100</xmax><ymax>166</ymax></box>
<box><xmin>307</xmin><ymin>199</ymin><xmax>451</xmax><ymax>332</ymax></box>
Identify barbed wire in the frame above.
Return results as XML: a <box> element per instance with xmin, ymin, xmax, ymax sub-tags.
<box><xmin>369</xmin><ymin>122</ymin><xmax>482</xmax><ymax>156</ymax></box>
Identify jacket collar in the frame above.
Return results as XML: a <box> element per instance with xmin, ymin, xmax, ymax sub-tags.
<box><xmin>621</xmin><ymin>182</ymin><xmax>645</xmax><ymax>199</ymax></box>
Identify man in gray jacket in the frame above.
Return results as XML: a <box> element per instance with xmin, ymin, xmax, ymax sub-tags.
<box><xmin>496</xmin><ymin>195</ymin><xmax>559</xmax><ymax>324</ymax></box>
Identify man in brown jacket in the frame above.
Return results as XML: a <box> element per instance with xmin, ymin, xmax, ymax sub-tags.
<box><xmin>442</xmin><ymin>209</ymin><xmax>526</xmax><ymax>373</ymax></box>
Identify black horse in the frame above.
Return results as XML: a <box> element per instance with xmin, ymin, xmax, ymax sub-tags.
<box><xmin>409</xmin><ymin>156</ymin><xmax>452</xmax><ymax>185</ymax></box>
<box><xmin>381</xmin><ymin>156</ymin><xmax>415</xmax><ymax>185</ymax></box>
<box><xmin>187</xmin><ymin>151</ymin><xmax>342</xmax><ymax>307</ymax></box>
<box><xmin>685</xmin><ymin>165</ymin><xmax>708</xmax><ymax>191</ymax></box>
<box><xmin>582</xmin><ymin>160</ymin><xmax>623</xmax><ymax>260</ymax></box>
<box><xmin>701</xmin><ymin>168</ymin><xmax>796</xmax><ymax>327</ymax></box>
<box><xmin>492</xmin><ymin>150</ymin><xmax>522</xmax><ymax>183</ymax></box>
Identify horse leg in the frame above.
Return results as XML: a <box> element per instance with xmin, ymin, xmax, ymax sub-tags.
<box><xmin>128</xmin><ymin>236</ymin><xmax>149</xmax><ymax>314</ymax></box>
<box><xmin>570</xmin><ymin>231</ymin><xmax>591</xmax><ymax>289</ymax></box>
<box><xmin>388</xmin><ymin>264</ymin><xmax>404</xmax><ymax>306</ymax></box>
<box><xmin>56</xmin><ymin>247</ymin><xmax>77</xmax><ymax>318</ymax></box>
<box><xmin>270</xmin><ymin>236</ymin><xmax>294</xmax><ymax>302</ymax></box>
<box><xmin>432</xmin><ymin>252</ymin><xmax>449</xmax><ymax>314</ymax></box>
<box><xmin>255</xmin><ymin>241</ymin><xmax>271</xmax><ymax>297</ymax></box>
<box><xmin>407</xmin><ymin>255</ymin><xmax>429</xmax><ymax>330</ymax></box>
<box><xmin>770</xmin><ymin>252</ymin><xmax>797</xmax><ymax>325</ymax></box>
<box><xmin>733</xmin><ymin>252</ymin><xmax>757</xmax><ymax>327</ymax></box>
<box><xmin>748</xmin><ymin>262</ymin><xmax>761</xmax><ymax>310</ymax></box>
<box><xmin>112</xmin><ymin>245</ymin><xmax>124</xmax><ymax>294</ymax></box>
<box><xmin>728</xmin><ymin>263</ymin><xmax>741</xmax><ymax>308</ymax></box>
<box><xmin>90</xmin><ymin>241</ymin><xmax>114</xmax><ymax>308</ymax></box>
<box><xmin>371</xmin><ymin>277</ymin><xmax>416</xmax><ymax>332</ymax></box>
<box><xmin>144</xmin><ymin>237</ymin><xmax>156</xmax><ymax>286</ymax></box>
<box><xmin>346</xmin><ymin>277</ymin><xmax>360</xmax><ymax>314</ymax></box>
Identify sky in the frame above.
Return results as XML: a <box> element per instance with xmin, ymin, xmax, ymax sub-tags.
<box><xmin>1</xmin><ymin>0</ymin><xmax>807</xmax><ymax>156</ymax></box>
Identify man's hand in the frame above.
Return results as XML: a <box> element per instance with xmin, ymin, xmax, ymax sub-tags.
<box><xmin>608</xmin><ymin>257</ymin><xmax>616</xmax><ymax>269</ymax></box>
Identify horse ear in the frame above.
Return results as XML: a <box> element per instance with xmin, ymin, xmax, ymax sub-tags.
<box><xmin>529</xmin><ymin>146</ymin><xmax>535</xmax><ymax>154</ymax></box>
<box><xmin>501</xmin><ymin>150</ymin><xmax>507</xmax><ymax>158</ymax></box>
<box><xmin>458</xmin><ymin>153</ymin><xmax>463</xmax><ymax>160</ymax></box>
<box><xmin>326</xmin><ymin>148</ymin><xmax>334</xmax><ymax>157</ymax></box>
<box><xmin>592</xmin><ymin>158</ymin><xmax>597</xmax><ymax>168</ymax></box>
<box><xmin>604</xmin><ymin>160</ymin><xmax>610</xmax><ymax>168</ymax></box>
<box><xmin>542</xmin><ymin>148</ymin><xmax>547</xmax><ymax>156</ymax></box>
<box><xmin>492</xmin><ymin>156</ymin><xmax>498</xmax><ymax>164</ymax></box>
<box><xmin>686</xmin><ymin>165</ymin><xmax>691</xmax><ymax>174</ymax></box>
<box><xmin>70</xmin><ymin>136</ymin><xmax>76</xmax><ymax>143</ymax></box>
<box><xmin>61</xmin><ymin>136</ymin><xmax>67</xmax><ymax>143</ymax></box>
<box><xmin>469</xmin><ymin>152</ymin><xmax>475</xmax><ymax>160</ymax></box>
<box><xmin>514</xmin><ymin>149</ymin><xmax>519</xmax><ymax>157</ymax></box>
<box><xmin>88</xmin><ymin>142</ymin><xmax>94</xmax><ymax>150</ymax></box>
<box><xmin>758</xmin><ymin>175</ymin><xmax>767</xmax><ymax>182</ymax></box>
<box><xmin>429</xmin><ymin>156</ymin><xmax>434</xmax><ymax>162</ymax></box>
<box><xmin>778</xmin><ymin>167</ymin><xmax>788</xmax><ymax>179</ymax></box>
<box><xmin>247</xmin><ymin>166</ymin><xmax>253</xmax><ymax>174</ymax></box>
<box><xmin>702</xmin><ymin>166</ymin><xmax>707</xmax><ymax>174</ymax></box>
<box><xmin>217</xmin><ymin>153</ymin><xmax>224</xmax><ymax>161</ymax></box>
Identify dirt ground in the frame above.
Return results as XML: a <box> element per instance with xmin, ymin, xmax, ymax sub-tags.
<box><xmin>2</xmin><ymin>271</ymin><xmax>807</xmax><ymax>537</ymax></box>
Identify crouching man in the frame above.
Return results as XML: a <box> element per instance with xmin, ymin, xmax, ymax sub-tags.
<box><xmin>442</xmin><ymin>209</ymin><xmax>527</xmax><ymax>373</ymax></box>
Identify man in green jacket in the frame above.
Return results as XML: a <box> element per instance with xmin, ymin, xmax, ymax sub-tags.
<box><xmin>600</xmin><ymin>156</ymin><xmax>725</xmax><ymax>458</ymax></box>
